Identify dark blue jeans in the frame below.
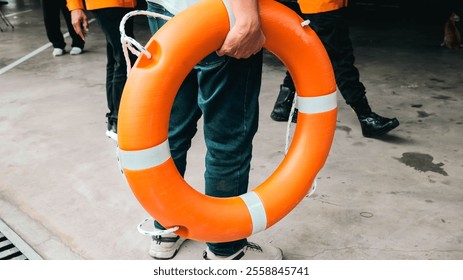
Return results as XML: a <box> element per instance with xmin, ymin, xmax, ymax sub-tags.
<box><xmin>92</xmin><ymin>8</ymin><xmax>136</xmax><ymax>125</ymax></box>
<box><xmin>147</xmin><ymin>2</ymin><xmax>262</xmax><ymax>256</ymax></box>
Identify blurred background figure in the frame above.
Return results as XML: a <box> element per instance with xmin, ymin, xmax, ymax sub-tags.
<box><xmin>42</xmin><ymin>0</ymin><xmax>84</xmax><ymax>56</ymax></box>
<box><xmin>67</xmin><ymin>0</ymin><xmax>137</xmax><ymax>140</ymax></box>
<box><xmin>271</xmin><ymin>0</ymin><xmax>399</xmax><ymax>138</ymax></box>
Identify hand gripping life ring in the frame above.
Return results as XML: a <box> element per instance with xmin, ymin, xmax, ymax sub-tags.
<box><xmin>118</xmin><ymin>0</ymin><xmax>337</xmax><ymax>242</ymax></box>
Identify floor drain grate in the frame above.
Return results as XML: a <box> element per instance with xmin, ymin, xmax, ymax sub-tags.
<box><xmin>0</xmin><ymin>219</ymin><xmax>42</xmax><ymax>260</ymax></box>
<box><xmin>0</xmin><ymin>232</ymin><xmax>28</xmax><ymax>260</ymax></box>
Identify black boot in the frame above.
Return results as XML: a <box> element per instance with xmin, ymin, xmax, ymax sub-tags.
<box><xmin>352</xmin><ymin>96</ymin><xmax>400</xmax><ymax>138</ymax></box>
<box><xmin>270</xmin><ymin>85</ymin><xmax>297</xmax><ymax>123</ymax></box>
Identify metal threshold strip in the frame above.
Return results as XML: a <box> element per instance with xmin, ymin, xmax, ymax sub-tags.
<box><xmin>0</xmin><ymin>219</ymin><xmax>43</xmax><ymax>260</ymax></box>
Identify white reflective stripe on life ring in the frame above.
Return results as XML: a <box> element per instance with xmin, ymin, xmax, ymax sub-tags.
<box><xmin>221</xmin><ymin>0</ymin><xmax>236</xmax><ymax>29</ymax></box>
<box><xmin>297</xmin><ymin>91</ymin><xmax>337</xmax><ymax>114</ymax></box>
<box><xmin>239</xmin><ymin>191</ymin><xmax>268</xmax><ymax>234</ymax></box>
<box><xmin>118</xmin><ymin>139</ymin><xmax>171</xmax><ymax>170</ymax></box>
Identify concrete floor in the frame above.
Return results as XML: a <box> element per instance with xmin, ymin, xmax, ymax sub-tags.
<box><xmin>0</xmin><ymin>1</ymin><xmax>462</xmax><ymax>260</ymax></box>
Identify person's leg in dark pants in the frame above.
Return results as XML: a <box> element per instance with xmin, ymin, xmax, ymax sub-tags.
<box><xmin>305</xmin><ymin>9</ymin><xmax>366</xmax><ymax>106</ymax></box>
<box><xmin>272</xmin><ymin>4</ymin><xmax>399</xmax><ymax>137</ymax></box>
<box><xmin>58</xmin><ymin>0</ymin><xmax>84</xmax><ymax>51</ymax></box>
<box><xmin>308</xmin><ymin>9</ymin><xmax>399</xmax><ymax>137</ymax></box>
<box><xmin>42</xmin><ymin>0</ymin><xmax>66</xmax><ymax>52</ymax></box>
<box><xmin>198</xmin><ymin>52</ymin><xmax>262</xmax><ymax>256</ymax></box>
<box><xmin>93</xmin><ymin>8</ymin><xmax>136</xmax><ymax>139</ymax></box>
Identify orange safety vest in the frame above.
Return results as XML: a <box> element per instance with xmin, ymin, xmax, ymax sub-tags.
<box><xmin>298</xmin><ymin>0</ymin><xmax>348</xmax><ymax>14</ymax></box>
<box><xmin>67</xmin><ymin>0</ymin><xmax>136</xmax><ymax>11</ymax></box>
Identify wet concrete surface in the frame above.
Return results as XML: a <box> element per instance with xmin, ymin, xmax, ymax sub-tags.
<box><xmin>0</xmin><ymin>1</ymin><xmax>462</xmax><ymax>259</ymax></box>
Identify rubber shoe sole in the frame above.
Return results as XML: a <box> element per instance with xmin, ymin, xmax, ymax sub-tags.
<box><xmin>203</xmin><ymin>242</ymin><xmax>283</xmax><ymax>260</ymax></box>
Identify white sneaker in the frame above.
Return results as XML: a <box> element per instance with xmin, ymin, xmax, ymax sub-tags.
<box><xmin>52</xmin><ymin>48</ymin><xmax>64</xmax><ymax>56</ymax></box>
<box><xmin>105</xmin><ymin>128</ymin><xmax>117</xmax><ymax>142</ymax></box>
<box><xmin>70</xmin><ymin>47</ymin><xmax>83</xmax><ymax>55</ymax></box>
<box><xmin>105</xmin><ymin>121</ymin><xmax>117</xmax><ymax>142</ymax></box>
<box><xmin>203</xmin><ymin>242</ymin><xmax>283</xmax><ymax>260</ymax></box>
<box><xmin>149</xmin><ymin>233</ymin><xmax>186</xmax><ymax>260</ymax></box>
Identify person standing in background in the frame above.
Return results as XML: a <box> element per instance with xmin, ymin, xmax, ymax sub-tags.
<box><xmin>67</xmin><ymin>0</ymin><xmax>137</xmax><ymax>141</ymax></box>
<box><xmin>271</xmin><ymin>0</ymin><xmax>399</xmax><ymax>138</ymax></box>
<box><xmin>42</xmin><ymin>0</ymin><xmax>85</xmax><ymax>56</ymax></box>
<box><xmin>144</xmin><ymin>0</ymin><xmax>283</xmax><ymax>260</ymax></box>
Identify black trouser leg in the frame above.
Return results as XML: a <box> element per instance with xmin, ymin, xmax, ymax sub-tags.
<box><xmin>59</xmin><ymin>0</ymin><xmax>85</xmax><ymax>49</ymax></box>
<box><xmin>42</xmin><ymin>0</ymin><xmax>65</xmax><ymax>49</ymax></box>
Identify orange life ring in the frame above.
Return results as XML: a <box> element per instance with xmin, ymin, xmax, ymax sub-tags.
<box><xmin>118</xmin><ymin>0</ymin><xmax>337</xmax><ymax>242</ymax></box>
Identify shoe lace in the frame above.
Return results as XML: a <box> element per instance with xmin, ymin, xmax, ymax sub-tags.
<box><xmin>154</xmin><ymin>236</ymin><xmax>162</xmax><ymax>245</ymax></box>
<box><xmin>244</xmin><ymin>242</ymin><xmax>263</xmax><ymax>252</ymax></box>
<box><xmin>153</xmin><ymin>235</ymin><xmax>180</xmax><ymax>245</ymax></box>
